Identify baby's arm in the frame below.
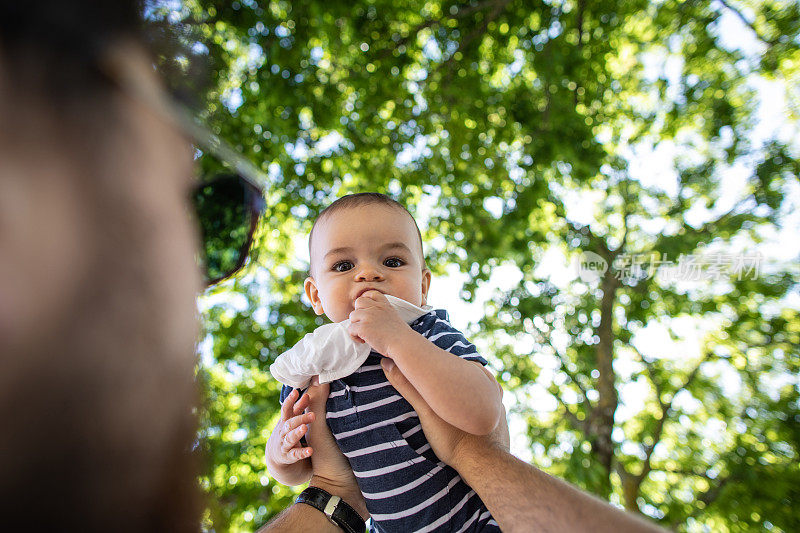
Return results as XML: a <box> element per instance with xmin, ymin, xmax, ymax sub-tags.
<box><xmin>348</xmin><ymin>291</ymin><xmax>503</xmax><ymax>435</ymax></box>
<box><xmin>388</xmin><ymin>331</ymin><xmax>503</xmax><ymax>435</ymax></box>
<box><xmin>265</xmin><ymin>388</ymin><xmax>314</xmax><ymax>486</ymax></box>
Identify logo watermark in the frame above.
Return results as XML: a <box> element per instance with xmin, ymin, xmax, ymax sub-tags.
<box><xmin>574</xmin><ymin>252</ymin><xmax>763</xmax><ymax>282</ymax></box>
<box><xmin>576</xmin><ymin>251</ymin><xmax>608</xmax><ymax>283</ymax></box>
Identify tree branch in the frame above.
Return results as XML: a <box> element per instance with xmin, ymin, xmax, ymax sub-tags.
<box><xmin>622</xmin><ymin>345</ymin><xmax>712</xmax><ymax>507</ymax></box>
<box><xmin>715</xmin><ymin>0</ymin><xmax>778</xmax><ymax>46</ymax></box>
<box><xmin>439</xmin><ymin>0</ymin><xmax>512</xmax><ymax>78</ymax></box>
<box><xmin>616</xmin><ymin>179</ymin><xmax>631</xmax><ymax>254</ymax></box>
<box><xmin>651</xmin><ymin>467</ymin><xmax>719</xmax><ymax>480</ymax></box>
<box><xmin>453</xmin><ymin>0</ymin><xmax>510</xmax><ymax>19</ymax></box>
<box><xmin>574</xmin><ymin>0</ymin><xmax>585</xmax><ymax>108</ymax></box>
<box><xmin>536</xmin><ymin>329</ymin><xmax>592</xmax><ymax>402</ymax></box>
<box><xmin>552</xmin><ymin>391</ymin><xmax>589</xmax><ymax>434</ymax></box>
<box><xmin>376</xmin><ymin>19</ymin><xmax>439</xmax><ymax>61</ymax></box>
<box><xmin>674</xmin><ymin>350</ymin><xmax>709</xmax><ymax>397</ymax></box>
<box><xmin>650</xmin><ymin>194</ymin><xmax>752</xmax><ymax>261</ymax></box>
<box><xmin>564</xmin><ymin>217</ymin><xmax>616</xmax><ymax>262</ymax></box>
<box><xmin>671</xmin><ymin>474</ymin><xmax>732</xmax><ymax>528</ymax></box>
<box><xmin>629</xmin><ymin>345</ymin><xmax>664</xmax><ymax>406</ymax></box>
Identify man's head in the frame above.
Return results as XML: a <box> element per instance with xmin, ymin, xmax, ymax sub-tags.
<box><xmin>305</xmin><ymin>193</ymin><xmax>431</xmax><ymax>323</ymax></box>
<box><xmin>0</xmin><ymin>1</ymin><xmax>201</xmax><ymax>528</ymax></box>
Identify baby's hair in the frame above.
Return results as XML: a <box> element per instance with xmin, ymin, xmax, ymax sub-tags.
<box><xmin>308</xmin><ymin>192</ymin><xmax>426</xmax><ymax>271</ymax></box>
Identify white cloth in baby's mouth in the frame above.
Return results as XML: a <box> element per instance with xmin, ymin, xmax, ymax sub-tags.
<box><xmin>268</xmin><ymin>295</ymin><xmax>432</xmax><ymax>389</ymax></box>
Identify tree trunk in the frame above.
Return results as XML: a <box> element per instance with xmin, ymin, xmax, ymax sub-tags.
<box><xmin>591</xmin><ymin>270</ymin><xmax>620</xmax><ymax>497</ymax></box>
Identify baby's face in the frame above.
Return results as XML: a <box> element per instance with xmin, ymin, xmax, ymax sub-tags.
<box><xmin>305</xmin><ymin>204</ymin><xmax>431</xmax><ymax>323</ymax></box>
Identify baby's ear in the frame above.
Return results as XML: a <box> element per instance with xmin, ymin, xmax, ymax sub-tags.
<box><xmin>304</xmin><ymin>277</ymin><xmax>325</xmax><ymax>315</ymax></box>
<box><xmin>420</xmin><ymin>268</ymin><xmax>432</xmax><ymax>305</ymax></box>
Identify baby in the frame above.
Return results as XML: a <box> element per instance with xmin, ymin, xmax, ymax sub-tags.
<box><xmin>266</xmin><ymin>193</ymin><xmax>504</xmax><ymax>532</ymax></box>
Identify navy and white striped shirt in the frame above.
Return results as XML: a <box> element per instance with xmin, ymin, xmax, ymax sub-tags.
<box><xmin>280</xmin><ymin>309</ymin><xmax>501</xmax><ymax>533</ymax></box>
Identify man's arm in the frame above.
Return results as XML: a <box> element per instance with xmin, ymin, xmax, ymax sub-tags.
<box><xmin>454</xmin><ymin>439</ymin><xmax>665</xmax><ymax>533</ymax></box>
<box><xmin>381</xmin><ymin>358</ymin><xmax>668</xmax><ymax>533</ymax></box>
<box><xmin>257</xmin><ymin>477</ymin><xmax>361</xmax><ymax>533</ymax></box>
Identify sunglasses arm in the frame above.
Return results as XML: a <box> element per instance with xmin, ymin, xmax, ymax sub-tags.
<box><xmin>101</xmin><ymin>42</ymin><xmax>270</xmax><ymax>193</ymax></box>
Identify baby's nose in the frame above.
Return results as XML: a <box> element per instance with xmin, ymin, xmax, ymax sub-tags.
<box><xmin>355</xmin><ymin>264</ymin><xmax>384</xmax><ymax>281</ymax></box>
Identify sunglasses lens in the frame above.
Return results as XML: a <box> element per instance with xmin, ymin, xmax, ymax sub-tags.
<box><xmin>193</xmin><ymin>175</ymin><xmax>261</xmax><ymax>284</ymax></box>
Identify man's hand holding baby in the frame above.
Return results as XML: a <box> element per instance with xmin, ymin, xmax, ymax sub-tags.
<box><xmin>347</xmin><ymin>290</ymin><xmax>414</xmax><ymax>356</ymax></box>
<box><xmin>266</xmin><ymin>380</ymin><xmax>369</xmax><ymax>517</ymax></box>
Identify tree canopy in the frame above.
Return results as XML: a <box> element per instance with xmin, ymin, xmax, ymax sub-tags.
<box><xmin>149</xmin><ymin>0</ymin><xmax>800</xmax><ymax>530</ymax></box>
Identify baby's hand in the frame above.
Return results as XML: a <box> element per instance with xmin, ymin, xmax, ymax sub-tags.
<box><xmin>268</xmin><ymin>388</ymin><xmax>316</xmax><ymax>465</ymax></box>
<box><xmin>348</xmin><ymin>290</ymin><xmax>413</xmax><ymax>356</ymax></box>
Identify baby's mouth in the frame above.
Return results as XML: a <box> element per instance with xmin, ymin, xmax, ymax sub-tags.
<box><xmin>353</xmin><ymin>287</ymin><xmax>385</xmax><ymax>300</ymax></box>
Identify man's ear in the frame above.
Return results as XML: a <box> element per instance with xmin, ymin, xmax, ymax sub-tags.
<box><xmin>420</xmin><ymin>268</ymin><xmax>432</xmax><ymax>306</ymax></box>
<box><xmin>304</xmin><ymin>276</ymin><xmax>325</xmax><ymax>315</ymax></box>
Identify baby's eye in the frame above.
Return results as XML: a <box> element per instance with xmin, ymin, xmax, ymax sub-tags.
<box><xmin>332</xmin><ymin>261</ymin><xmax>354</xmax><ymax>272</ymax></box>
<box><xmin>384</xmin><ymin>257</ymin><xmax>405</xmax><ymax>268</ymax></box>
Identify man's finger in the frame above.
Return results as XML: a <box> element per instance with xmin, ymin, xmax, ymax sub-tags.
<box><xmin>292</xmin><ymin>392</ymin><xmax>311</xmax><ymax>415</ymax></box>
<box><xmin>280</xmin><ymin>389</ymin><xmax>298</xmax><ymax>421</ymax></box>
<box><xmin>305</xmin><ymin>377</ymin><xmax>330</xmax><ymax>418</ymax></box>
<box><xmin>494</xmin><ymin>408</ymin><xmax>511</xmax><ymax>452</ymax></box>
<box><xmin>381</xmin><ymin>358</ymin><xmax>409</xmax><ymax>391</ymax></box>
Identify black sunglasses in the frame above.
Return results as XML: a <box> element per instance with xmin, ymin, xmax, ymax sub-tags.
<box><xmin>193</xmin><ymin>173</ymin><xmax>265</xmax><ymax>284</ymax></box>
<box><xmin>102</xmin><ymin>45</ymin><xmax>269</xmax><ymax>286</ymax></box>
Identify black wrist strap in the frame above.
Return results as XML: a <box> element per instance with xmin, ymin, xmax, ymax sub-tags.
<box><xmin>296</xmin><ymin>486</ymin><xmax>365</xmax><ymax>533</ymax></box>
